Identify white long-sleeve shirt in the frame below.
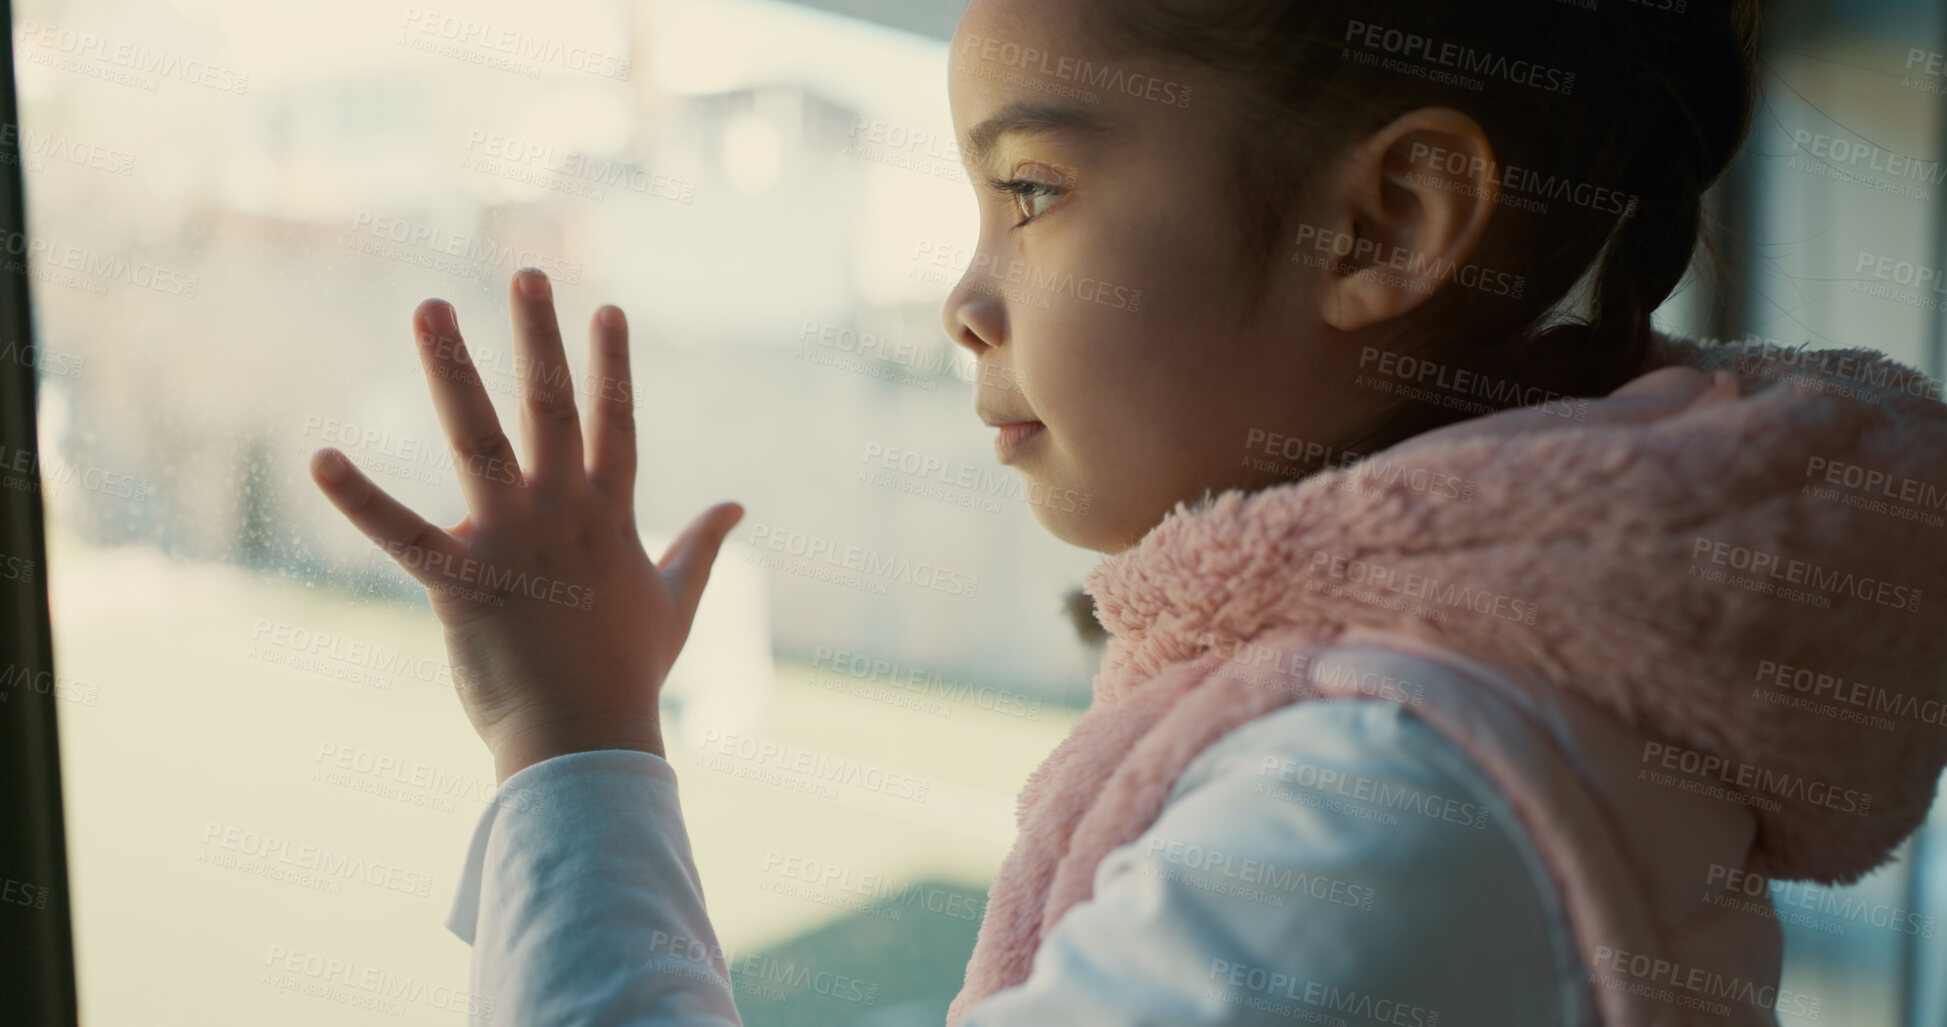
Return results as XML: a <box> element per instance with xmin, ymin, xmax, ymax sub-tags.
<box><xmin>445</xmin><ymin>695</ymin><xmax>1589</xmax><ymax>1025</ymax></box>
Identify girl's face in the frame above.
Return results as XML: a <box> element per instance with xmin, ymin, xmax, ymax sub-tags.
<box><xmin>943</xmin><ymin>0</ymin><xmax>1391</xmax><ymax>554</ymax></box>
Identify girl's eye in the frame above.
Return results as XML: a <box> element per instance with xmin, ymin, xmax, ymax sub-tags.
<box><xmin>986</xmin><ymin>174</ymin><xmax>1067</xmax><ymax>228</ymax></box>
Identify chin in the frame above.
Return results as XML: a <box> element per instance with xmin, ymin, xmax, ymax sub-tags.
<box><xmin>1029</xmin><ymin>497</ymin><xmax>1143</xmax><ymax>555</ymax></box>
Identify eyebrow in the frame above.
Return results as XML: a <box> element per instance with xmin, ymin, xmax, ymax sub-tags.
<box><xmin>963</xmin><ymin>101</ymin><xmax>1114</xmax><ymax>167</ymax></box>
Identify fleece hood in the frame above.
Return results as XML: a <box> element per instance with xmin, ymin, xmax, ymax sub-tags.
<box><xmin>1080</xmin><ymin>334</ymin><xmax>1947</xmax><ymax>886</ymax></box>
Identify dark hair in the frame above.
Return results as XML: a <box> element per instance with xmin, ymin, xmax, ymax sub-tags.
<box><xmin>1060</xmin><ymin>0</ymin><xmax>1763</xmax><ymax>647</ymax></box>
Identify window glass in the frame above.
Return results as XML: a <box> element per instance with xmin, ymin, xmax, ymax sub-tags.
<box><xmin>17</xmin><ymin>0</ymin><xmax>1947</xmax><ymax>1024</ymax></box>
<box><xmin>20</xmin><ymin>0</ymin><xmax>1093</xmax><ymax>1021</ymax></box>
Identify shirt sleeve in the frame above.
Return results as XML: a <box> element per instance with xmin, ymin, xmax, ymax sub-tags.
<box><xmin>445</xmin><ymin>748</ymin><xmax>742</xmax><ymax>1027</ymax></box>
<box><xmin>956</xmin><ymin>698</ymin><xmax>1591</xmax><ymax>1027</ymax></box>
<box><xmin>445</xmin><ymin>701</ymin><xmax>1587</xmax><ymax>1027</ymax></box>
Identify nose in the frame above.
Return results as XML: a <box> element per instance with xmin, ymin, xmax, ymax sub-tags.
<box><xmin>942</xmin><ymin>267</ymin><xmax>1004</xmax><ymax>358</ymax></box>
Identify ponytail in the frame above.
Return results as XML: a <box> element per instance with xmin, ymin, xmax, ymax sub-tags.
<box><xmin>1513</xmin><ymin>0</ymin><xmax>1763</xmax><ymax>397</ymax></box>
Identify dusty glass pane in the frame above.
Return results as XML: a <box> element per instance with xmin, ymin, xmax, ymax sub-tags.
<box><xmin>22</xmin><ymin>0</ymin><xmax>1093</xmax><ymax>1022</ymax></box>
<box><xmin>15</xmin><ymin>0</ymin><xmax>1947</xmax><ymax>1024</ymax></box>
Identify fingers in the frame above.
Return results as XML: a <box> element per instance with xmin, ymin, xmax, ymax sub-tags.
<box><xmin>413</xmin><ymin>299</ymin><xmax>530</xmax><ymax>518</ymax></box>
<box><xmin>657</xmin><ymin>502</ymin><xmax>746</xmax><ymax>625</ymax></box>
<box><xmin>510</xmin><ymin>269</ymin><xmax>586</xmax><ymax>492</ymax></box>
<box><xmin>309</xmin><ymin>448</ymin><xmax>472</xmax><ymax>593</ymax></box>
<box><xmin>585</xmin><ymin>305</ymin><xmax>637</xmax><ymax>500</ymax></box>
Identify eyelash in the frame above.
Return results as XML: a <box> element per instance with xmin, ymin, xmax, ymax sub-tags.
<box><xmin>986</xmin><ymin>175</ymin><xmax>1066</xmax><ymax>229</ymax></box>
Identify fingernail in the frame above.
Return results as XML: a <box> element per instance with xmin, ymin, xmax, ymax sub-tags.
<box><xmin>423</xmin><ymin>300</ymin><xmax>454</xmax><ymax>335</ymax></box>
<box><xmin>313</xmin><ymin>448</ymin><xmax>348</xmax><ymax>483</ymax></box>
<box><xmin>518</xmin><ymin>268</ymin><xmax>551</xmax><ymax>300</ymax></box>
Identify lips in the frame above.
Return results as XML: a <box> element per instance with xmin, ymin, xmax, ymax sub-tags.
<box><xmin>994</xmin><ymin>421</ymin><xmax>1046</xmax><ymax>464</ymax></box>
<box><xmin>977</xmin><ymin>383</ymin><xmax>1044</xmax><ymax>463</ymax></box>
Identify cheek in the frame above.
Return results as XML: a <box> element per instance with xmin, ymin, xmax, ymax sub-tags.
<box><xmin>1003</xmin><ymin>186</ymin><xmax>1260</xmax><ymax>475</ymax></box>
<box><xmin>1014</xmin><ymin>220</ymin><xmax>1229</xmax><ymax>388</ymax></box>
<box><xmin>1020</xmin><ymin>305</ymin><xmax>1218</xmax><ymax>491</ymax></box>
<box><xmin>1014</xmin><ymin>247</ymin><xmax>1238</xmax><ymax>438</ymax></box>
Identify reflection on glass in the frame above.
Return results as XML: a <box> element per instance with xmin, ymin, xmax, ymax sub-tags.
<box><xmin>16</xmin><ymin>0</ymin><xmax>1947</xmax><ymax>1023</ymax></box>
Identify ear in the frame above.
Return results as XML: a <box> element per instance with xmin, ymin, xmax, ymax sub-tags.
<box><xmin>1304</xmin><ymin>108</ymin><xmax>1500</xmax><ymax>333</ymax></box>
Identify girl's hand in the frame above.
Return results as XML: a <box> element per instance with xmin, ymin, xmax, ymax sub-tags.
<box><xmin>308</xmin><ymin>269</ymin><xmax>746</xmax><ymax>785</ymax></box>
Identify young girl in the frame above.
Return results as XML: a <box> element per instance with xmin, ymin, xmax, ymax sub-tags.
<box><xmin>311</xmin><ymin>0</ymin><xmax>1947</xmax><ymax>1023</ymax></box>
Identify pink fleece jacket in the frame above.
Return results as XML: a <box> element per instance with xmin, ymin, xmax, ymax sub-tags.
<box><xmin>946</xmin><ymin>335</ymin><xmax>1947</xmax><ymax>1024</ymax></box>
